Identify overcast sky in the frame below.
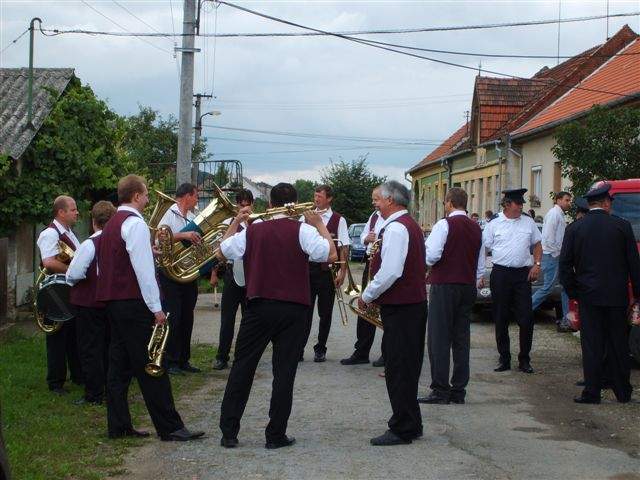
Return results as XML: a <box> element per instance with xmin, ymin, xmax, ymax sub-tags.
<box><xmin>2</xmin><ymin>1</ymin><xmax>638</xmax><ymax>185</ymax></box>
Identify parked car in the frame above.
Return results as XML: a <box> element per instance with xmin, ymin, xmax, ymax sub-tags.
<box><xmin>566</xmin><ymin>179</ymin><xmax>640</xmax><ymax>362</ymax></box>
<box><xmin>348</xmin><ymin>223</ymin><xmax>367</xmax><ymax>262</ymax></box>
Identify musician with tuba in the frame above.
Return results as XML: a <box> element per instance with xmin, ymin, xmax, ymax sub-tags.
<box><xmin>218</xmin><ymin>183</ymin><xmax>337</xmax><ymax>449</ymax></box>
<box><xmin>66</xmin><ymin>200</ymin><xmax>116</xmax><ymax>406</ymax></box>
<box><xmin>212</xmin><ymin>188</ymin><xmax>254</xmax><ymax>371</ymax></box>
<box><xmin>357</xmin><ymin>181</ymin><xmax>427</xmax><ymax>447</ymax></box>
<box><xmin>301</xmin><ymin>184</ymin><xmax>350</xmax><ymax>363</ymax></box>
<box><xmin>156</xmin><ymin>182</ymin><xmax>201</xmax><ymax>375</ymax></box>
<box><xmin>341</xmin><ymin>186</ymin><xmax>385</xmax><ymax>367</ymax></box>
<box><xmin>96</xmin><ymin>175</ymin><xmax>204</xmax><ymax>442</ymax></box>
<box><xmin>36</xmin><ymin>195</ymin><xmax>83</xmax><ymax>395</ymax></box>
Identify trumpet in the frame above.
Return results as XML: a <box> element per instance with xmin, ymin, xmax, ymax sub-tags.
<box><xmin>247</xmin><ymin>202</ymin><xmax>322</xmax><ymax>223</ymax></box>
<box><xmin>145</xmin><ymin>313</ymin><xmax>170</xmax><ymax>377</ymax></box>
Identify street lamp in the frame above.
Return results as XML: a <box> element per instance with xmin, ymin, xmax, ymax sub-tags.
<box><xmin>192</xmin><ymin>110</ymin><xmax>221</xmax><ymax>183</ymax></box>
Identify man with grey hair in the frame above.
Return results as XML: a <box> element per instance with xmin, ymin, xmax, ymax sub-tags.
<box><xmin>359</xmin><ymin>180</ymin><xmax>427</xmax><ymax>446</ymax></box>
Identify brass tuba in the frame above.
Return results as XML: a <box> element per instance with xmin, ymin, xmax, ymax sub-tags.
<box><xmin>148</xmin><ymin>190</ymin><xmax>177</xmax><ymax>234</ymax></box>
<box><xmin>344</xmin><ymin>239</ymin><xmax>383</xmax><ymax>330</ymax></box>
<box><xmin>33</xmin><ymin>241</ymin><xmax>76</xmax><ymax>334</ymax></box>
<box><xmin>145</xmin><ymin>313</ymin><xmax>170</xmax><ymax>377</ymax></box>
<box><xmin>155</xmin><ymin>184</ymin><xmax>237</xmax><ymax>283</ymax></box>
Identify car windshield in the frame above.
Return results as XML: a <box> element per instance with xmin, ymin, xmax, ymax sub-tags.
<box><xmin>612</xmin><ymin>193</ymin><xmax>640</xmax><ymax>241</ymax></box>
<box><xmin>351</xmin><ymin>224</ymin><xmax>365</xmax><ymax>238</ymax></box>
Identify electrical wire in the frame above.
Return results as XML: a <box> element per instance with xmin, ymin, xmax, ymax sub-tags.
<box><xmin>213</xmin><ymin>97</ymin><xmax>471</xmax><ymax>111</ymax></box>
<box><xmin>210</xmin><ymin>1</ymin><xmax>220</xmax><ymax>95</ymax></box>
<box><xmin>216</xmin><ymin>1</ymin><xmax>639</xmax><ymax>99</ymax></box>
<box><xmin>202</xmin><ymin>135</ymin><xmax>450</xmax><ymax>148</ymax></box>
<box><xmin>0</xmin><ymin>28</ymin><xmax>28</xmax><ymax>55</ymax></box>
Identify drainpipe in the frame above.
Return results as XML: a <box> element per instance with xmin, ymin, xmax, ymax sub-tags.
<box><xmin>494</xmin><ymin>140</ymin><xmax>503</xmax><ymax>211</ymax></box>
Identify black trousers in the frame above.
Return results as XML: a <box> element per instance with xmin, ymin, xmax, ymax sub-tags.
<box><xmin>46</xmin><ymin>318</ymin><xmax>83</xmax><ymax>390</ymax></box>
<box><xmin>353</xmin><ymin>260</ymin><xmax>381</xmax><ymax>359</ymax></box>
<box><xmin>74</xmin><ymin>305</ymin><xmax>110</xmax><ymax>402</ymax></box>
<box><xmin>427</xmin><ymin>284</ymin><xmax>476</xmax><ymax>400</ymax></box>
<box><xmin>303</xmin><ymin>265</ymin><xmax>336</xmax><ymax>355</ymax></box>
<box><xmin>105</xmin><ymin>300</ymin><xmax>184</xmax><ymax>437</ymax></box>
<box><xmin>159</xmin><ymin>273</ymin><xmax>199</xmax><ymax>368</ymax></box>
<box><xmin>220</xmin><ymin>299</ymin><xmax>307</xmax><ymax>442</ymax></box>
<box><xmin>381</xmin><ymin>301</ymin><xmax>427</xmax><ymax>440</ymax></box>
<box><xmin>578</xmin><ymin>302</ymin><xmax>631</xmax><ymax>402</ymax></box>
<box><xmin>216</xmin><ymin>268</ymin><xmax>246</xmax><ymax>362</ymax></box>
<box><xmin>490</xmin><ymin>265</ymin><xmax>533</xmax><ymax>364</ymax></box>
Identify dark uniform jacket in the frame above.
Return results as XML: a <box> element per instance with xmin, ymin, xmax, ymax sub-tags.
<box><xmin>559</xmin><ymin>209</ymin><xmax>640</xmax><ymax>307</ymax></box>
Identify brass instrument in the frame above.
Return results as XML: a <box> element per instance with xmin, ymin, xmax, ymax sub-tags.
<box><xmin>145</xmin><ymin>313</ymin><xmax>170</xmax><ymax>377</ymax></box>
<box><xmin>345</xmin><ymin>239</ymin><xmax>383</xmax><ymax>330</ymax></box>
<box><xmin>247</xmin><ymin>202</ymin><xmax>316</xmax><ymax>223</ymax></box>
<box><xmin>147</xmin><ymin>190</ymin><xmax>176</xmax><ymax>233</ymax></box>
<box><xmin>155</xmin><ymin>184</ymin><xmax>237</xmax><ymax>283</ymax></box>
<box><xmin>34</xmin><ymin>241</ymin><xmax>76</xmax><ymax>334</ymax></box>
<box><xmin>331</xmin><ymin>240</ymin><xmax>362</xmax><ymax>327</ymax></box>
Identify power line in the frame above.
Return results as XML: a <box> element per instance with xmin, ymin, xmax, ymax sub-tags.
<box><xmin>214</xmin><ymin>98</ymin><xmax>471</xmax><ymax>111</ymax></box>
<box><xmin>213</xmin><ymin>145</ymin><xmax>430</xmax><ymax>156</ymax></box>
<box><xmin>216</xmin><ymin>1</ymin><xmax>638</xmax><ymax>99</ymax></box>
<box><xmin>201</xmin><ymin>124</ymin><xmax>449</xmax><ymax>145</ymax></box>
<box><xmin>203</xmin><ymin>135</ymin><xmax>449</xmax><ymax>148</ymax></box>
<box><xmin>78</xmin><ymin>0</ymin><xmax>172</xmax><ymax>54</ymax></box>
<box><xmin>111</xmin><ymin>0</ymin><xmax>168</xmax><ymax>37</ymax></box>
<box><xmin>0</xmin><ymin>28</ymin><xmax>28</xmax><ymax>55</ymax></box>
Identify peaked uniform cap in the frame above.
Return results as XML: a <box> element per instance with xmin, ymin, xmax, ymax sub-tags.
<box><xmin>584</xmin><ymin>183</ymin><xmax>612</xmax><ymax>202</ymax></box>
<box><xmin>502</xmin><ymin>188</ymin><xmax>528</xmax><ymax>204</ymax></box>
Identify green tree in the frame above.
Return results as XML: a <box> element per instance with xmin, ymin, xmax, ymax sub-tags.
<box><xmin>552</xmin><ymin>105</ymin><xmax>640</xmax><ymax>198</ymax></box>
<box><xmin>320</xmin><ymin>155</ymin><xmax>386</xmax><ymax>224</ymax></box>
<box><xmin>293</xmin><ymin>179</ymin><xmax>316</xmax><ymax>203</ymax></box>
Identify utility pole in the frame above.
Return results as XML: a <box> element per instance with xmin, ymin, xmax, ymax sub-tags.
<box><xmin>26</xmin><ymin>17</ymin><xmax>42</xmax><ymax>130</ymax></box>
<box><xmin>176</xmin><ymin>0</ymin><xmax>199</xmax><ymax>186</ymax></box>
<box><xmin>192</xmin><ymin>92</ymin><xmax>213</xmax><ymax>183</ymax></box>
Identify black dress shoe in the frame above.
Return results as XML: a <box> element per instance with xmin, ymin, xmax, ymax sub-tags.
<box><xmin>265</xmin><ymin>436</ymin><xmax>296</xmax><ymax>449</ymax></box>
<box><xmin>340</xmin><ymin>355</ymin><xmax>369</xmax><ymax>365</ymax></box>
<box><xmin>160</xmin><ymin>427</ymin><xmax>205</xmax><ymax>442</ymax></box>
<box><xmin>213</xmin><ymin>359</ymin><xmax>228</xmax><ymax>370</ymax></box>
<box><xmin>313</xmin><ymin>352</ymin><xmax>326</xmax><ymax>363</ymax></box>
<box><xmin>417</xmin><ymin>393</ymin><xmax>450</xmax><ymax>404</ymax></box>
<box><xmin>220</xmin><ymin>437</ymin><xmax>239</xmax><ymax>448</ymax></box>
<box><xmin>168</xmin><ymin>366</ymin><xmax>185</xmax><ymax>376</ymax></box>
<box><xmin>370</xmin><ymin>430</ymin><xmax>412</xmax><ymax>446</ymax></box>
<box><xmin>50</xmin><ymin>387</ymin><xmax>69</xmax><ymax>396</ymax></box>
<box><xmin>494</xmin><ymin>363</ymin><xmax>511</xmax><ymax>372</ymax></box>
<box><xmin>518</xmin><ymin>363</ymin><xmax>534</xmax><ymax>374</ymax></box>
<box><xmin>574</xmin><ymin>396</ymin><xmax>601</xmax><ymax>404</ymax></box>
<box><xmin>180</xmin><ymin>363</ymin><xmax>201</xmax><ymax>373</ymax></box>
<box><xmin>109</xmin><ymin>427</ymin><xmax>151</xmax><ymax>439</ymax></box>
<box><xmin>372</xmin><ymin>357</ymin><xmax>385</xmax><ymax>368</ymax></box>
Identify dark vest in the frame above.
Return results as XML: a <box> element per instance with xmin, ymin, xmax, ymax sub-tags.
<box><xmin>244</xmin><ymin>218</ymin><xmax>310</xmax><ymax>306</ymax></box>
<box><xmin>428</xmin><ymin>215</ymin><xmax>482</xmax><ymax>285</ymax></box>
<box><xmin>96</xmin><ymin>210</ymin><xmax>144</xmax><ymax>302</ymax></box>
<box><xmin>369</xmin><ymin>212</ymin><xmax>379</xmax><ymax>230</ymax></box>
<box><xmin>315</xmin><ymin>212</ymin><xmax>341</xmax><ymax>271</ymax></box>
<box><xmin>70</xmin><ymin>236</ymin><xmax>105</xmax><ymax>308</ymax></box>
<box><xmin>370</xmin><ymin>213</ymin><xmax>427</xmax><ymax>305</ymax></box>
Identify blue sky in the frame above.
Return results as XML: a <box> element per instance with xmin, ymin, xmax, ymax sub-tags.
<box><xmin>2</xmin><ymin>1</ymin><xmax>638</xmax><ymax>185</ymax></box>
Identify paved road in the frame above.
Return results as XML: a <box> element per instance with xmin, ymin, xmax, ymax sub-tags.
<box><xmin>114</xmin><ymin>288</ymin><xmax>640</xmax><ymax>480</ymax></box>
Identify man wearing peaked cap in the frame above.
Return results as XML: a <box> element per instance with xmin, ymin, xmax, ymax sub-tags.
<box><xmin>482</xmin><ymin>187</ymin><xmax>542</xmax><ymax>374</ymax></box>
<box><xmin>559</xmin><ymin>182</ymin><xmax>640</xmax><ymax>404</ymax></box>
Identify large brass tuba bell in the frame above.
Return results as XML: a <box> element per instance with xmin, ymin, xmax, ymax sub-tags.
<box><xmin>155</xmin><ymin>184</ymin><xmax>237</xmax><ymax>283</ymax></box>
<box><xmin>148</xmin><ymin>190</ymin><xmax>177</xmax><ymax>234</ymax></box>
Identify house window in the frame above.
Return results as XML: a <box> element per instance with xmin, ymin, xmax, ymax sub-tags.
<box><xmin>531</xmin><ymin>166</ymin><xmax>542</xmax><ymax>207</ymax></box>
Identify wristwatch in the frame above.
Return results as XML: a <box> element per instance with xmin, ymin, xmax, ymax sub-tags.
<box><xmin>534</xmin><ymin>261</ymin><xmax>541</xmax><ymax>266</ymax></box>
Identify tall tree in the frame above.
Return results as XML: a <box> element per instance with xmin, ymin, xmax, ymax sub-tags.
<box><xmin>293</xmin><ymin>179</ymin><xmax>316</xmax><ymax>203</ymax></box>
<box><xmin>320</xmin><ymin>155</ymin><xmax>386</xmax><ymax>224</ymax></box>
<box><xmin>552</xmin><ymin>105</ymin><xmax>640</xmax><ymax>198</ymax></box>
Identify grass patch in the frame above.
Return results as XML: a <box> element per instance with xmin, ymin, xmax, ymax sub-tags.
<box><xmin>0</xmin><ymin>328</ymin><xmax>214</xmax><ymax>480</ymax></box>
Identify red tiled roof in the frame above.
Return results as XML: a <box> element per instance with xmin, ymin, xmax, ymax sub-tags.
<box><xmin>514</xmin><ymin>36</ymin><xmax>640</xmax><ymax>136</ymax></box>
<box><xmin>407</xmin><ymin>122</ymin><xmax>469</xmax><ymax>173</ymax></box>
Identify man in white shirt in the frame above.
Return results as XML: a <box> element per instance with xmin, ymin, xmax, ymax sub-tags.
<box><xmin>218</xmin><ymin>182</ymin><xmax>337</xmax><ymax>449</ymax></box>
<box><xmin>531</xmin><ymin>191</ymin><xmax>572</xmax><ymax>332</ymax></box>
<box><xmin>212</xmin><ymin>189</ymin><xmax>254</xmax><ymax>371</ymax></box>
<box><xmin>341</xmin><ymin>186</ymin><xmax>385</xmax><ymax>366</ymax></box>
<box><xmin>36</xmin><ymin>195</ymin><xmax>82</xmax><ymax>395</ymax></box>
<box><xmin>358</xmin><ymin>181</ymin><xmax>427</xmax><ymax>446</ymax></box>
<box><xmin>157</xmin><ymin>183</ymin><xmax>201</xmax><ymax>375</ymax></box>
<box><xmin>97</xmin><ymin>174</ymin><xmax>204</xmax><ymax>442</ymax></box>
<box><xmin>483</xmin><ymin>188</ymin><xmax>542</xmax><ymax>374</ymax></box>
<box><xmin>302</xmin><ymin>185</ymin><xmax>350</xmax><ymax>363</ymax></box>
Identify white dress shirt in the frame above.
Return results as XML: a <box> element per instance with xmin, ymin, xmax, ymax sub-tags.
<box><xmin>66</xmin><ymin>231</ymin><xmax>101</xmax><ymax>285</ymax></box>
<box><xmin>118</xmin><ymin>206</ymin><xmax>162</xmax><ymax>313</ymax></box>
<box><xmin>37</xmin><ymin>219</ymin><xmax>81</xmax><ymax>260</ymax></box>
<box><xmin>425</xmin><ymin>210</ymin><xmax>485</xmax><ymax>281</ymax></box>
<box><xmin>158</xmin><ymin>203</ymin><xmax>195</xmax><ymax>234</ymax></box>
<box><xmin>541</xmin><ymin>204</ymin><xmax>567</xmax><ymax>257</ymax></box>
<box><xmin>362</xmin><ymin>210</ymin><xmax>410</xmax><ymax>303</ymax></box>
<box><xmin>221</xmin><ymin>215</ymin><xmax>330</xmax><ymax>263</ymax></box>
<box><xmin>360</xmin><ymin>211</ymin><xmax>383</xmax><ymax>254</ymax></box>
<box><xmin>301</xmin><ymin>208</ymin><xmax>350</xmax><ymax>246</ymax></box>
<box><xmin>222</xmin><ymin>217</ymin><xmax>249</xmax><ymax>287</ymax></box>
<box><xmin>482</xmin><ymin>212</ymin><xmax>542</xmax><ymax>268</ymax></box>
